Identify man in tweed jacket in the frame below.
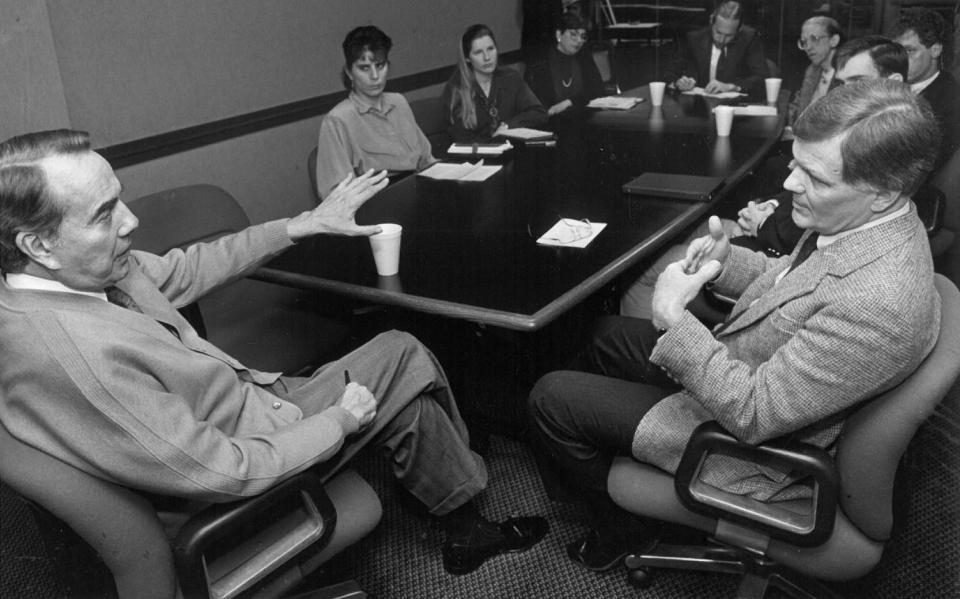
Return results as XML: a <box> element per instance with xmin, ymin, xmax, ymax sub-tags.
<box><xmin>529</xmin><ymin>79</ymin><xmax>942</xmax><ymax>571</ymax></box>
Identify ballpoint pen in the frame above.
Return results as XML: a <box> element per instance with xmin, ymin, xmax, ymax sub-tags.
<box><xmin>344</xmin><ymin>369</ymin><xmax>351</xmax><ymax>385</ymax></box>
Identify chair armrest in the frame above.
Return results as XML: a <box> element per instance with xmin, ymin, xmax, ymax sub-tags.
<box><xmin>674</xmin><ymin>421</ymin><xmax>839</xmax><ymax>547</ymax></box>
<box><xmin>172</xmin><ymin>472</ymin><xmax>336</xmax><ymax>599</ymax></box>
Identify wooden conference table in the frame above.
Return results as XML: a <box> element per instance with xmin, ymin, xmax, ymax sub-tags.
<box><xmin>255</xmin><ymin>86</ymin><xmax>787</xmax><ymax>332</ymax></box>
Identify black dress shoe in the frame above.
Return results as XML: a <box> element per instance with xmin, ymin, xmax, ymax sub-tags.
<box><xmin>443</xmin><ymin>516</ymin><xmax>549</xmax><ymax>575</ymax></box>
<box><xmin>566</xmin><ymin>527</ymin><xmax>655</xmax><ymax>572</ymax></box>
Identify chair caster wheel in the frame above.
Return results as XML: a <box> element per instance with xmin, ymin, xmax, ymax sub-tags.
<box><xmin>628</xmin><ymin>567</ymin><xmax>654</xmax><ymax>589</ymax></box>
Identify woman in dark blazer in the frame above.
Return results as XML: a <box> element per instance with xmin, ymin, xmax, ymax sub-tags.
<box><xmin>525</xmin><ymin>12</ymin><xmax>604</xmax><ymax>119</ymax></box>
<box><xmin>442</xmin><ymin>24</ymin><xmax>547</xmax><ymax>143</ymax></box>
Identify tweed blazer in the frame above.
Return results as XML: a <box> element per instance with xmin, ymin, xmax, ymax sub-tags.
<box><xmin>664</xmin><ymin>25</ymin><xmax>767</xmax><ymax>97</ymax></box>
<box><xmin>635</xmin><ymin>206</ymin><xmax>940</xmax><ymax>500</ymax></box>
<box><xmin>0</xmin><ymin>221</ymin><xmax>359</xmax><ymax>503</ymax></box>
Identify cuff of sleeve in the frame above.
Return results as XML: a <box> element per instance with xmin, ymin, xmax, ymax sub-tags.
<box><xmin>320</xmin><ymin>405</ymin><xmax>361</xmax><ymax>436</ymax></box>
<box><xmin>650</xmin><ymin>310</ymin><xmax>711</xmax><ymax>377</ymax></box>
<box><xmin>263</xmin><ymin>219</ymin><xmax>297</xmax><ymax>251</ymax></box>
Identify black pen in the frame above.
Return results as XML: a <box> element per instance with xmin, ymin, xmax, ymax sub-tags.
<box><xmin>344</xmin><ymin>369</ymin><xmax>351</xmax><ymax>385</ymax></box>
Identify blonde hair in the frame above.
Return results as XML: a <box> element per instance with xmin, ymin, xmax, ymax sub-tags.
<box><xmin>449</xmin><ymin>24</ymin><xmax>496</xmax><ymax>130</ymax></box>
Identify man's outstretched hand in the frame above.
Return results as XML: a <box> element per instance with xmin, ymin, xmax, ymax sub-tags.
<box><xmin>287</xmin><ymin>169</ymin><xmax>389</xmax><ymax>241</ymax></box>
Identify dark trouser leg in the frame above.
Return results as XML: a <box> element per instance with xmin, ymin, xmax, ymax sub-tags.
<box><xmin>567</xmin><ymin>315</ymin><xmax>677</xmax><ymax>386</ymax></box>
<box><xmin>529</xmin><ymin>316</ymin><xmax>677</xmax><ymax>533</ymax></box>
<box><xmin>527</xmin><ymin>371</ymin><xmax>671</xmax><ymax>520</ymax></box>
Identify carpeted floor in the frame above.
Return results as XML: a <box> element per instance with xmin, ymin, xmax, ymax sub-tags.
<box><xmin>301</xmin><ymin>373</ymin><xmax>960</xmax><ymax>599</ymax></box>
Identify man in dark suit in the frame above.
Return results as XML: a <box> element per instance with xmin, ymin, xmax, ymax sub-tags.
<box><xmin>664</xmin><ymin>0</ymin><xmax>767</xmax><ymax>97</ymax></box>
<box><xmin>889</xmin><ymin>7</ymin><xmax>960</xmax><ymax>172</ymax></box>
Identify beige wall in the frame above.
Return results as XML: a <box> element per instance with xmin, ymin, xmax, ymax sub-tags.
<box><xmin>0</xmin><ymin>0</ymin><xmax>70</xmax><ymax>141</ymax></box>
<box><xmin>4</xmin><ymin>1</ymin><xmax>522</xmax><ymax>223</ymax></box>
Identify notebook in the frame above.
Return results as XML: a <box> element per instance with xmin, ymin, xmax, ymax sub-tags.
<box><xmin>621</xmin><ymin>173</ymin><xmax>724</xmax><ymax>202</ymax></box>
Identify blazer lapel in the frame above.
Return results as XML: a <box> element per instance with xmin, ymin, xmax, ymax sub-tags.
<box><xmin>716</xmin><ymin>211</ymin><xmax>923</xmax><ymax>337</ymax></box>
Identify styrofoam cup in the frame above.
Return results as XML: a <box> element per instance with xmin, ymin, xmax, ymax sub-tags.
<box><xmin>369</xmin><ymin>223</ymin><xmax>402</xmax><ymax>276</ymax></box>
<box><xmin>765</xmin><ymin>77</ymin><xmax>782</xmax><ymax>103</ymax></box>
<box><xmin>649</xmin><ymin>81</ymin><xmax>666</xmax><ymax>106</ymax></box>
<box><xmin>715</xmin><ymin>105</ymin><xmax>735</xmax><ymax>137</ymax></box>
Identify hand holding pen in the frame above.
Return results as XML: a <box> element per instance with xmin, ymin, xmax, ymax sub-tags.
<box><xmin>337</xmin><ymin>369</ymin><xmax>377</xmax><ymax>429</ymax></box>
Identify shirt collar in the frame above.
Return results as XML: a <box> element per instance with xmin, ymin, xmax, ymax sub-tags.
<box><xmin>910</xmin><ymin>70</ymin><xmax>939</xmax><ymax>95</ymax></box>
<box><xmin>4</xmin><ymin>272</ymin><xmax>107</xmax><ymax>301</ymax></box>
<box><xmin>818</xmin><ymin>202</ymin><xmax>912</xmax><ymax>248</ymax></box>
<box><xmin>349</xmin><ymin>91</ymin><xmax>395</xmax><ymax>115</ymax></box>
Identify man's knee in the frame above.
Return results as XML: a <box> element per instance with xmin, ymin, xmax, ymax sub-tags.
<box><xmin>371</xmin><ymin>329</ymin><xmax>424</xmax><ymax>354</ymax></box>
<box><xmin>528</xmin><ymin>371</ymin><xmax>579</xmax><ymax>426</ymax></box>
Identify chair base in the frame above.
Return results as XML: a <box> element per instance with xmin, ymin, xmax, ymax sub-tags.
<box><xmin>287</xmin><ymin>579</ymin><xmax>366</xmax><ymax>599</ymax></box>
<box><xmin>624</xmin><ymin>541</ymin><xmax>844</xmax><ymax>599</ymax></box>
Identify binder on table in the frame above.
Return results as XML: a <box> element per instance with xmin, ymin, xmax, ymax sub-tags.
<box><xmin>621</xmin><ymin>173</ymin><xmax>724</xmax><ymax>202</ymax></box>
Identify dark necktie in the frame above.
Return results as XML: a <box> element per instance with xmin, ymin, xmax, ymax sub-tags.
<box><xmin>105</xmin><ymin>286</ymin><xmax>180</xmax><ymax>338</ymax></box>
<box><xmin>105</xmin><ymin>286</ymin><xmax>142</xmax><ymax>313</ymax></box>
<box><xmin>784</xmin><ymin>233</ymin><xmax>820</xmax><ymax>277</ymax></box>
<box><xmin>714</xmin><ymin>233</ymin><xmax>820</xmax><ymax>336</ymax></box>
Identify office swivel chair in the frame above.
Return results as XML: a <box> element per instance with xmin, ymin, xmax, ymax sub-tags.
<box><xmin>127</xmin><ymin>184</ymin><xmax>353</xmax><ymax>375</ymax></box>
<box><xmin>0</xmin><ymin>418</ymin><xmax>381</xmax><ymax>599</ymax></box>
<box><xmin>608</xmin><ymin>274</ymin><xmax>960</xmax><ymax>598</ymax></box>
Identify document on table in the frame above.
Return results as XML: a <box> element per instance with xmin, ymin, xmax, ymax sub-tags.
<box><xmin>606</xmin><ymin>21</ymin><xmax>659</xmax><ymax>30</ymax></box>
<box><xmin>729</xmin><ymin>104</ymin><xmax>777</xmax><ymax>116</ymax></box>
<box><xmin>418</xmin><ymin>160</ymin><xmax>501</xmax><ymax>182</ymax></box>
<box><xmin>496</xmin><ymin>127</ymin><xmax>554</xmax><ymax>141</ymax></box>
<box><xmin>682</xmin><ymin>87</ymin><xmax>746</xmax><ymax>99</ymax></box>
<box><xmin>588</xmin><ymin>96</ymin><xmax>644</xmax><ymax>110</ymax></box>
<box><xmin>536</xmin><ymin>220</ymin><xmax>607</xmax><ymax>248</ymax></box>
<box><xmin>447</xmin><ymin>141</ymin><xmax>513</xmax><ymax>155</ymax></box>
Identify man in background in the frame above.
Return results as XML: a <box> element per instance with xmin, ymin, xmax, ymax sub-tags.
<box><xmin>665</xmin><ymin>0</ymin><xmax>768</xmax><ymax>97</ymax></box>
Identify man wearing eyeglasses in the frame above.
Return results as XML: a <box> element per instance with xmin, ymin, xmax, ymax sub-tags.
<box><xmin>788</xmin><ymin>16</ymin><xmax>842</xmax><ymax>125</ymax></box>
<box><xmin>530</xmin><ymin>80</ymin><xmax>941</xmax><ymax>572</ymax></box>
<box><xmin>665</xmin><ymin>0</ymin><xmax>768</xmax><ymax>97</ymax></box>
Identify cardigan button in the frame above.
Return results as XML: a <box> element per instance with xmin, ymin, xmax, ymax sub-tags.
<box><xmin>272</xmin><ymin>401</ymin><xmax>282</xmax><ymax>410</ymax></box>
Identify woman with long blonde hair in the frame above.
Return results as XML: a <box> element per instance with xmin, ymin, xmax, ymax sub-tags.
<box><xmin>442</xmin><ymin>24</ymin><xmax>547</xmax><ymax>142</ymax></box>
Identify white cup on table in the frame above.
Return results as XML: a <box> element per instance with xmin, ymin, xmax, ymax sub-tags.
<box><xmin>369</xmin><ymin>223</ymin><xmax>403</xmax><ymax>276</ymax></box>
<box><xmin>765</xmin><ymin>77</ymin><xmax>782</xmax><ymax>104</ymax></box>
<box><xmin>648</xmin><ymin>81</ymin><xmax>666</xmax><ymax>106</ymax></box>
<box><xmin>715</xmin><ymin>105</ymin><xmax>735</xmax><ymax>137</ymax></box>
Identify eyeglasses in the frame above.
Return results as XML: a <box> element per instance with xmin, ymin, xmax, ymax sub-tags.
<box><xmin>564</xmin><ymin>30</ymin><xmax>589</xmax><ymax>42</ymax></box>
<box><xmin>797</xmin><ymin>34</ymin><xmax>829</xmax><ymax>49</ymax></box>
<box><xmin>546</xmin><ymin>218</ymin><xmax>593</xmax><ymax>244</ymax></box>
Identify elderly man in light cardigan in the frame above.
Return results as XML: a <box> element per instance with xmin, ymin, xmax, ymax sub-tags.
<box><xmin>0</xmin><ymin>132</ymin><xmax>547</xmax><ymax>576</ymax></box>
<box><xmin>529</xmin><ymin>79</ymin><xmax>942</xmax><ymax>572</ymax></box>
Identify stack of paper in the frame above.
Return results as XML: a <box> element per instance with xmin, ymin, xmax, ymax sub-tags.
<box><xmin>588</xmin><ymin>96</ymin><xmax>643</xmax><ymax>110</ymax></box>
<box><xmin>496</xmin><ymin>127</ymin><xmax>554</xmax><ymax>141</ymax></box>
<box><xmin>731</xmin><ymin>105</ymin><xmax>777</xmax><ymax>116</ymax></box>
<box><xmin>418</xmin><ymin>161</ymin><xmax>501</xmax><ymax>182</ymax></box>
<box><xmin>682</xmin><ymin>87</ymin><xmax>746</xmax><ymax>99</ymax></box>
<box><xmin>447</xmin><ymin>141</ymin><xmax>512</xmax><ymax>155</ymax></box>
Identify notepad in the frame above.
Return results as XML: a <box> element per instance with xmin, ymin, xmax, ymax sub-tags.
<box><xmin>447</xmin><ymin>141</ymin><xmax>513</xmax><ymax>155</ymax></box>
<box><xmin>418</xmin><ymin>161</ymin><xmax>501</xmax><ymax>182</ymax></box>
<box><xmin>588</xmin><ymin>96</ymin><xmax>644</xmax><ymax>110</ymax></box>
<box><xmin>622</xmin><ymin>173</ymin><xmax>724</xmax><ymax>202</ymax></box>
<box><xmin>496</xmin><ymin>127</ymin><xmax>554</xmax><ymax>141</ymax></box>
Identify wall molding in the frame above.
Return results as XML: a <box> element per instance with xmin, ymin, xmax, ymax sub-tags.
<box><xmin>99</xmin><ymin>50</ymin><xmax>522</xmax><ymax>168</ymax></box>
